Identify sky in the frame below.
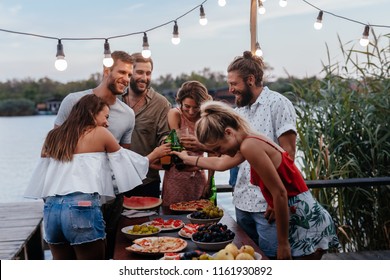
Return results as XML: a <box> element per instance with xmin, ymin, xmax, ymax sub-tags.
<box><xmin>0</xmin><ymin>0</ymin><xmax>389</xmax><ymax>83</ymax></box>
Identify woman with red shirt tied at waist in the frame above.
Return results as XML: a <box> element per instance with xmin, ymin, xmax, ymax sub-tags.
<box><xmin>161</xmin><ymin>81</ymin><xmax>213</xmax><ymax>206</ymax></box>
<box><xmin>172</xmin><ymin>100</ymin><xmax>339</xmax><ymax>260</ymax></box>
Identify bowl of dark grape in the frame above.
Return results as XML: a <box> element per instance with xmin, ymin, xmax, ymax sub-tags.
<box><xmin>191</xmin><ymin>223</ymin><xmax>235</xmax><ymax>251</ymax></box>
<box><xmin>187</xmin><ymin>205</ymin><xmax>223</xmax><ymax>225</ymax></box>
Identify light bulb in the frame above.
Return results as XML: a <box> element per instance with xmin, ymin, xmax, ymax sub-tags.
<box><xmin>279</xmin><ymin>0</ymin><xmax>287</xmax><ymax>8</ymax></box>
<box><xmin>218</xmin><ymin>0</ymin><xmax>226</xmax><ymax>7</ymax></box>
<box><xmin>172</xmin><ymin>22</ymin><xmax>180</xmax><ymax>45</ymax></box>
<box><xmin>142</xmin><ymin>49</ymin><xmax>151</xmax><ymax>58</ymax></box>
<box><xmin>55</xmin><ymin>56</ymin><xmax>67</xmax><ymax>71</ymax></box>
<box><xmin>171</xmin><ymin>36</ymin><xmax>181</xmax><ymax>45</ymax></box>
<box><xmin>199</xmin><ymin>5</ymin><xmax>208</xmax><ymax>26</ymax></box>
<box><xmin>314</xmin><ymin>11</ymin><xmax>323</xmax><ymax>30</ymax></box>
<box><xmin>258</xmin><ymin>0</ymin><xmax>266</xmax><ymax>14</ymax></box>
<box><xmin>199</xmin><ymin>17</ymin><xmax>208</xmax><ymax>26</ymax></box>
<box><xmin>142</xmin><ymin>33</ymin><xmax>152</xmax><ymax>58</ymax></box>
<box><xmin>258</xmin><ymin>6</ymin><xmax>266</xmax><ymax>14</ymax></box>
<box><xmin>103</xmin><ymin>39</ymin><xmax>114</xmax><ymax>67</ymax></box>
<box><xmin>314</xmin><ymin>21</ymin><xmax>323</xmax><ymax>30</ymax></box>
<box><xmin>103</xmin><ymin>56</ymin><xmax>114</xmax><ymax>67</ymax></box>
<box><xmin>55</xmin><ymin>40</ymin><xmax>67</xmax><ymax>71</ymax></box>
<box><xmin>255</xmin><ymin>42</ymin><xmax>263</xmax><ymax>57</ymax></box>
<box><xmin>359</xmin><ymin>25</ymin><xmax>370</xmax><ymax>47</ymax></box>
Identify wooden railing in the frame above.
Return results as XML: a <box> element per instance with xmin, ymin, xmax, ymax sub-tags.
<box><xmin>216</xmin><ymin>176</ymin><xmax>390</xmax><ymax>192</ymax></box>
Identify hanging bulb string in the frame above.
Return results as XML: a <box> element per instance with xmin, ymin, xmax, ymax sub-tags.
<box><xmin>302</xmin><ymin>0</ymin><xmax>389</xmax><ymax>28</ymax></box>
<box><xmin>0</xmin><ymin>0</ymin><xmax>388</xmax><ymax>47</ymax></box>
<box><xmin>0</xmin><ymin>0</ymin><xmax>208</xmax><ymax>42</ymax></box>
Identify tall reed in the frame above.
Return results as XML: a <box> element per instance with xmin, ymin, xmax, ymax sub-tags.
<box><xmin>291</xmin><ymin>32</ymin><xmax>390</xmax><ymax>251</ymax></box>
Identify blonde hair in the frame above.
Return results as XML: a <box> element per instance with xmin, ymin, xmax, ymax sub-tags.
<box><xmin>195</xmin><ymin>101</ymin><xmax>252</xmax><ymax>145</ymax></box>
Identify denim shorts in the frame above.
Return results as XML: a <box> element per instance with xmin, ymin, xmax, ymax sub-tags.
<box><xmin>43</xmin><ymin>192</ymin><xmax>106</xmax><ymax>245</ymax></box>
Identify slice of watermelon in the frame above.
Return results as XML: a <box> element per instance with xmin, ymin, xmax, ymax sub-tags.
<box><xmin>123</xmin><ymin>196</ymin><xmax>162</xmax><ymax>210</ymax></box>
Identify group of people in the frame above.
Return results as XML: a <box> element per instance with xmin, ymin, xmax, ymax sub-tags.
<box><xmin>25</xmin><ymin>49</ymin><xmax>339</xmax><ymax>260</ymax></box>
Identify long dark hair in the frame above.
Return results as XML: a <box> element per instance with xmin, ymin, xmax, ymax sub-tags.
<box><xmin>43</xmin><ymin>94</ymin><xmax>109</xmax><ymax>161</ymax></box>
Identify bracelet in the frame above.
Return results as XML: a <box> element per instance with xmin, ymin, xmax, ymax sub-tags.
<box><xmin>195</xmin><ymin>156</ymin><xmax>200</xmax><ymax>167</ymax></box>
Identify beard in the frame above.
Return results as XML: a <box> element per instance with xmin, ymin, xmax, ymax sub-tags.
<box><xmin>107</xmin><ymin>75</ymin><xmax>126</xmax><ymax>96</ymax></box>
<box><xmin>235</xmin><ymin>84</ymin><xmax>253</xmax><ymax>107</ymax></box>
<box><xmin>129</xmin><ymin>78</ymin><xmax>150</xmax><ymax>95</ymax></box>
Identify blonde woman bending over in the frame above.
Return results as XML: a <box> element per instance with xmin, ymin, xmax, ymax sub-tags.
<box><xmin>172</xmin><ymin>101</ymin><xmax>339</xmax><ymax>260</ymax></box>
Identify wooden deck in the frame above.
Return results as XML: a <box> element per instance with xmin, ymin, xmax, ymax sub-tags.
<box><xmin>322</xmin><ymin>250</ymin><xmax>390</xmax><ymax>260</ymax></box>
<box><xmin>0</xmin><ymin>201</ymin><xmax>44</xmax><ymax>260</ymax></box>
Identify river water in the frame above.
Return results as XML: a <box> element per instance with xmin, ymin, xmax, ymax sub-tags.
<box><xmin>0</xmin><ymin>116</ymin><xmax>232</xmax><ymax>212</ymax></box>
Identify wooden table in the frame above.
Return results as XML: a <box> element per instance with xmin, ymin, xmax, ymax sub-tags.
<box><xmin>113</xmin><ymin>206</ymin><xmax>267</xmax><ymax>260</ymax></box>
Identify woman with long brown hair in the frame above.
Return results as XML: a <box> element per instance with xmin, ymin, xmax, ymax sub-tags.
<box><xmin>25</xmin><ymin>94</ymin><xmax>170</xmax><ymax>259</ymax></box>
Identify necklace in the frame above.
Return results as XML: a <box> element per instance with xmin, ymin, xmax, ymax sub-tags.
<box><xmin>130</xmin><ymin>97</ymin><xmax>144</xmax><ymax>109</ymax></box>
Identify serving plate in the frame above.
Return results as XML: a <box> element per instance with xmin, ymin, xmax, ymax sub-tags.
<box><xmin>126</xmin><ymin>236</ymin><xmax>187</xmax><ymax>255</ymax></box>
<box><xmin>186</xmin><ymin>213</ymin><xmax>222</xmax><ymax>225</ymax></box>
<box><xmin>121</xmin><ymin>225</ymin><xmax>161</xmax><ymax>241</ymax></box>
<box><xmin>143</xmin><ymin>218</ymin><xmax>184</xmax><ymax>231</ymax></box>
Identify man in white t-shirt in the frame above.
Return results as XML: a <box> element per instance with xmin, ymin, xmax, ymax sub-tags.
<box><xmin>227</xmin><ymin>51</ymin><xmax>297</xmax><ymax>258</ymax></box>
<box><xmin>55</xmin><ymin>51</ymin><xmax>135</xmax><ymax>259</ymax></box>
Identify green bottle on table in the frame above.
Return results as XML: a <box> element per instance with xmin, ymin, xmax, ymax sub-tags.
<box><xmin>209</xmin><ymin>175</ymin><xmax>217</xmax><ymax>205</ymax></box>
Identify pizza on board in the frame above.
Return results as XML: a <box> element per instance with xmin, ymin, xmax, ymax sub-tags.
<box><xmin>123</xmin><ymin>196</ymin><xmax>162</xmax><ymax>210</ymax></box>
<box><xmin>126</xmin><ymin>237</ymin><xmax>187</xmax><ymax>254</ymax></box>
<box><xmin>169</xmin><ymin>199</ymin><xmax>214</xmax><ymax>211</ymax></box>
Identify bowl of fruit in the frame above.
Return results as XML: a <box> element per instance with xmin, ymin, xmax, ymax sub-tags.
<box><xmin>121</xmin><ymin>224</ymin><xmax>161</xmax><ymax>241</ymax></box>
<box><xmin>191</xmin><ymin>223</ymin><xmax>235</xmax><ymax>251</ymax></box>
<box><xmin>187</xmin><ymin>205</ymin><xmax>224</xmax><ymax>225</ymax></box>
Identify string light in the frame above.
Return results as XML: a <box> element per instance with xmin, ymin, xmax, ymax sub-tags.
<box><xmin>199</xmin><ymin>5</ymin><xmax>208</xmax><ymax>26</ymax></box>
<box><xmin>257</xmin><ymin>0</ymin><xmax>266</xmax><ymax>15</ymax></box>
<box><xmin>141</xmin><ymin>33</ymin><xmax>151</xmax><ymax>58</ymax></box>
<box><xmin>0</xmin><ymin>0</ymin><xmax>389</xmax><ymax>72</ymax></box>
<box><xmin>103</xmin><ymin>39</ymin><xmax>114</xmax><ymax>67</ymax></box>
<box><xmin>54</xmin><ymin>39</ymin><xmax>67</xmax><ymax>71</ymax></box>
<box><xmin>279</xmin><ymin>0</ymin><xmax>287</xmax><ymax>8</ymax></box>
<box><xmin>359</xmin><ymin>25</ymin><xmax>370</xmax><ymax>47</ymax></box>
<box><xmin>218</xmin><ymin>0</ymin><xmax>226</xmax><ymax>7</ymax></box>
<box><xmin>314</xmin><ymin>11</ymin><xmax>323</xmax><ymax>30</ymax></box>
<box><xmin>255</xmin><ymin>42</ymin><xmax>263</xmax><ymax>57</ymax></box>
<box><xmin>171</xmin><ymin>21</ymin><xmax>181</xmax><ymax>45</ymax></box>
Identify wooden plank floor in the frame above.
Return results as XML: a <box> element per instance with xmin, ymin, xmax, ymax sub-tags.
<box><xmin>322</xmin><ymin>250</ymin><xmax>390</xmax><ymax>260</ymax></box>
<box><xmin>0</xmin><ymin>201</ymin><xmax>44</xmax><ymax>260</ymax></box>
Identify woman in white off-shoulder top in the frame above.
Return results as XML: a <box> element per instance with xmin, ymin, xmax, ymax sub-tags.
<box><xmin>24</xmin><ymin>94</ymin><xmax>170</xmax><ymax>260</ymax></box>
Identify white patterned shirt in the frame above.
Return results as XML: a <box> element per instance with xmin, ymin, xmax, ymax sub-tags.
<box><xmin>232</xmin><ymin>86</ymin><xmax>297</xmax><ymax>212</ymax></box>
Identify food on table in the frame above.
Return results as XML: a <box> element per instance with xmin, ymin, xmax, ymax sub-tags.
<box><xmin>126</xmin><ymin>236</ymin><xmax>187</xmax><ymax>254</ymax></box>
<box><xmin>192</xmin><ymin>223</ymin><xmax>235</xmax><ymax>243</ymax></box>
<box><xmin>126</xmin><ymin>224</ymin><xmax>160</xmax><ymax>234</ymax></box>
<box><xmin>123</xmin><ymin>196</ymin><xmax>162</xmax><ymax>210</ymax></box>
<box><xmin>239</xmin><ymin>244</ymin><xmax>255</xmax><ymax>257</ymax></box>
<box><xmin>224</xmin><ymin>243</ymin><xmax>240</xmax><ymax>258</ymax></box>
<box><xmin>162</xmin><ymin>250</ymin><xmax>212</xmax><ymax>260</ymax></box>
<box><xmin>146</xmin><ymin>217</ymin><xmax>184</xmax><ymax>230</ymax></box>
<box><xmin>214</xmin><ymin>249</ymin><xmax>235</xmax><ymax>260</ymax></box>
<box><xmin>189</xmin><ymin>205</ymin><xmax>224</xmax><ymax>219</ymax></box>
<box><xmin>213</xmin><ymin>243</ymin><xmax>259</xmax><ymax>260</ymax></box>
<box><xmin>169</xmin><ymin>199</ymin><xmax>214</xmax><ymax>211</ymax></box>
<box><xmin>178</xmin><ymin>223</ymin><xmax>202</xmax><ymax>238</ymax></box>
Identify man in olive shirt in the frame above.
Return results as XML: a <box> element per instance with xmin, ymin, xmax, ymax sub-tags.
<box><xmin>122</xmin><ymin>53</ymin><xmax>171</xmax><ymax>198</ymax></box>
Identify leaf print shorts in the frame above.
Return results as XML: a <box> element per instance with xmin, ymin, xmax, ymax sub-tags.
<box><xmin>288</xmin><ymin>191</ymin><xmax>340</xmax><ymax>257</ymax></box>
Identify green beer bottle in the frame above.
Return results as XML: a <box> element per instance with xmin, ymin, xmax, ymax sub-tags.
<box><xmin>209</xmin><ymin>175</ymin><xmax>217</xmax><ymax>205</ymax></box>
<box><xmin>160</xmin><ymin>130</ymin><xmax>173</xmax><ymax>170</ymax></box>
<box><xmin>171</xmin><ymin>129</ymin><xmax>186</xmax><ymax>170</ymax></box>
